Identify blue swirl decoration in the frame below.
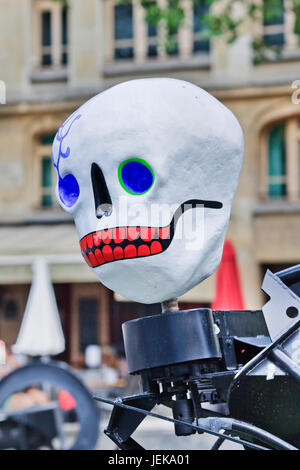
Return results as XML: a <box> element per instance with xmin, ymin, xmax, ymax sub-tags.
<box><xmin>52</xmin><ymin>113</ymin><xmax>81</xmax><ymax>207</ymax></box>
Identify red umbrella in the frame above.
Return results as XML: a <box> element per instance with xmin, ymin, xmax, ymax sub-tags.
<box><xmin>211</xmin><ymin>239</ymin><xmax>245</xmax><ymax>310</ymax></box>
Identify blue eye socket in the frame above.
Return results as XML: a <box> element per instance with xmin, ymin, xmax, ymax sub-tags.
<box><xmin>59</xmin><ymin>174</ymin><xmax>80</xmax><ymax>207</ymax></box>
<box><xmin>118</xmin><ymin>158</ymin><xmax>154</xmax><ymax>195</ymax></box>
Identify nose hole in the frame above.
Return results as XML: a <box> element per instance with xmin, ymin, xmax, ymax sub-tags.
<box><xmin>91</xmin><ymin>163</ymin><xmax>113</xmax><ymax>219</ymax></box>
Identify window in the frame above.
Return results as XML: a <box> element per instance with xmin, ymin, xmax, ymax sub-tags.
<box><xmin>193</xmin><ymin>0</ymin><xmax>210</xmax><ymax>53</ymax></box>
<box><xmin>41</xmin><ymin>156</ymin><xmax>53</xmax><ymax>207</ymax></box>
<box><xmin>4</xmin><ymin>299</ymin><xmax>19</xmax><ymax>321</ymax></box>
<box><xmin>260</xmin><ymin>118</ymin><xmax>300</xmax><ymax>201</ymax></box>
<box><xmin>33</xmin><ymin>0</ymin><xmax>68</xmax><ymax>70</ymax></box>
<box><xmin>70</xmin><ymin>283</ymin><xmax>110</xmax><ymax>367</ymax></box>
<box><xmin>268</xmin><ymin>123</ymin><xmax>286</xmax><ymax>197</ymax></box>
<box><xmin>79</xmin><ymin>298</ymin><xmax>99</xmax><ymax>353</ymax></box>
<box><xmin>147</xmin><ymin>2</ymin><xmax>158</xmax><ymax>58</ymax></box>
<box><xmin>104</xmin><ymin>0</ymin><xmax>210</xmax><ymax>64</ymax></box>
<box><xmin>114</xmin><ymin>3</ymin><xmax>134</xmax><ymax>60</ymax></box>
<box><xmin>36</xmin><ymin>134</ymin><xmax>57</xmax><ymax>209</ymax></box>
<box><xmin>261</xmin><ymin>0</ymin><xmax>298</xmax><ymax>51</ymax></box>
<box><xmin>0</xmin><ymin>286</ymin><xmax>27</xmax><ymax>346</ymax></box>
<box><xmin>263</xmin><ymin>0</ymin><xmax>285</xmax><ymax>47</ymax></box>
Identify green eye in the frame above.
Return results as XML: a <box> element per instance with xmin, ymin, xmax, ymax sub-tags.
<box><xmin>118</xmin><ymin>158</ymin><xmax>155</xmax><ymax>195</ymax></box>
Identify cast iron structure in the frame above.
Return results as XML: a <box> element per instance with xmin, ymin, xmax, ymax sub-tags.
<box><xmin>95</xmin><ymin>265</ymin><xmax>300</xmax><ymax>450</ymax></box>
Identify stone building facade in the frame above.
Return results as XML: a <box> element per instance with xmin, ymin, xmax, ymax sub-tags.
<box><xmin>0</xmin><ymin>0</ymin><xmax>299</xmax><ymax>365</ymax></box>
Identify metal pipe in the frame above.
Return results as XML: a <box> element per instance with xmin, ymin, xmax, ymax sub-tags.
<box><xmin>276</xmin><ymin>264</ymin><xmax>300</xmax><ymax>287</ymax></box>
<box><xmin>231</xmin><ymin>419</ymin><xmax>296</xmax><ymax>451</ymax></box>
<box><xmin>270</xmin><ymin>347</ymin><xmax>300</xmax><ymax>384</ymax></box>
<box><xmin>95</xmin><ymin>395</ymin><xmax>269</xmax><ymax>450</ymax></box>
<box><xmin>161</xmin><ymin>298</ymin><xmax>179</xmax><ymax>313</ymax></box>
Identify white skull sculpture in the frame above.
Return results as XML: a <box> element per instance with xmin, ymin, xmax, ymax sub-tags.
<box><xmin>52</xmin><ymin>78</ymin><xmax>244</xmax><ymax>304</ymax></box>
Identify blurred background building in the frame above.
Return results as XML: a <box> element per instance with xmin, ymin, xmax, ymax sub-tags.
<box><xmin>0</xmin><ymin>0</ymin><xmax>299</xmax><ymax>366</ymax></box>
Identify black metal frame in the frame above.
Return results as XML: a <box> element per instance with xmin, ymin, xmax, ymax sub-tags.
<box><xmin>95</xmin><ymin>265</ymin><xmax>300</xmax><ymax>450</ymax></box>
<box><xmin>96</xmin><ymin>317</ymin><xmax>300</xmax><ymax>449</ymax></box>
<box><xmin>95</xmin><ymin>395</ymin><xmax>296</xmax><ymax>450</ymax></box>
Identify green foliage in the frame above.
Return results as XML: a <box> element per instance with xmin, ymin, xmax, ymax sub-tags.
<box><xmin>293</xmin><ymin>0</ymin><xmax>300</xmax><ymax>36</ymax></box>
<box><xmin>141</xmin><ymin>0</ymin><xmax>184</xmax><ymax>52</ymax></box>
<box><xmin>138</xmin><ymin>0</ymin><xmax>300</xmax><ymax>63</ymax></box>
<box><xmin>263</xmin><ymin>0</ymin><xmax>284</xmax><ymax>25</ymax></box>
<box><xmin>54</xmin><ymin>0</ymin><xmax>300</xmax><ymax>63</ymax></box>
<box><xmin>52</xmin><ymin>0</ymin><xmax>69</xmax><ymax>8</ymax></box>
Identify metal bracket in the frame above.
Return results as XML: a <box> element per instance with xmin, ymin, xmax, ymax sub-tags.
<box><xmin>104</xmin><ymin>393</ymin><xmax>157</xmax><ymax>450</ymax></box>
<box><xmin>262</xmin><ymin>269</ymin><xmax>300</xmax><ymax>341</ymax></box>
<box><xmin>95</xmin><ymin>395</ymin><xmax>296</xmax><ymax>450</ymax></box>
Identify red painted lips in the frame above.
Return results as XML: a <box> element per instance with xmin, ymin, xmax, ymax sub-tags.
<box><xmin>79</xmin><ymin>199</ymin><xmax>223</xmax><ymax>269</ymax></box>
<box><xmin>80</xmin><ymin>225</ymin><xmax>171</xmax><ymax>268</ymax></box>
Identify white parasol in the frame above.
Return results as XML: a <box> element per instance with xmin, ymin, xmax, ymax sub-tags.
<box><xmin>13</xmin><ymin>257</ymin><xmax>65</xmax><ymax>356</ymax></box>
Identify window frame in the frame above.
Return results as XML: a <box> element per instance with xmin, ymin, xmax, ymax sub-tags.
<box><xmin>267</xmin><ymin>123</ymin><xmax>287</xmax><ymax>198</ymax></box>
<box><xmin>33</xmin><ymin>134</ymin><xmax>57</xmax><ymax>210</ymax></box>
<box><xmin>0</xmin><ymin>286</ymin><xmax>28</xmax><ymax>347</ymax></box>
<box><xmin>259</xmin><ymin>117</ymin><xmax>300</xmax><ymax>202</ymax></box>
<box><xmin>113</xmin><ymin>2</ymin><xmax>135</xmax><ymax>60</ymax></box>
<box><xmin>104</xmin><ymin>0</ymin><xmax>210</xmax><ymax>64</ymax></box>
<box><xmin>255</xmin><ymin>0</ymin><xmax>299</xmax><ymax>53</ymax></box>
<box><xmin>32</xmin><ymin>0</ymin><xmax>68</xmax><ymax>71</ymax></box>
<box><xmin>70</xmin><ymin>283</ymin><xmax>110</xmax><ymax>367</ymax></box>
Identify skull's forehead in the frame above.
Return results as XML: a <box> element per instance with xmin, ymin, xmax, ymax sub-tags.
<box><xmin>76</xmin><ymin>78</ymin><xmax>237</xmax><ymax>144</ymax></box>
<box><xmin>61</xmin><ymin>78</ymin><xmax>242</xmax><ymax>190</ymax></box>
